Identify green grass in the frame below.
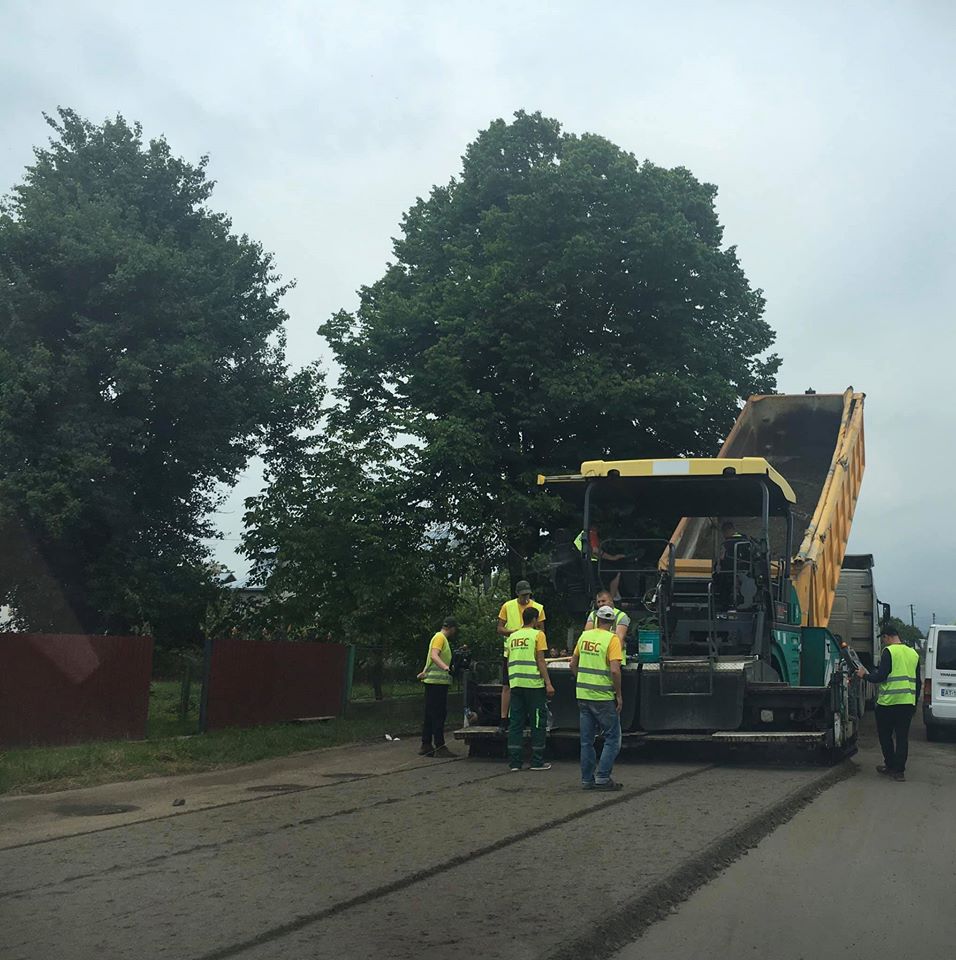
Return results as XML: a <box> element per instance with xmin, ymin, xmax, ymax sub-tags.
<box><xmin>349</xmin><ymin>679</ymin><xmax>425</xmax><ymax>701</ymax></box>
<box><xmin>0</xmin><ymin>682</ymin><xmax>434</xmax><ymax>797</ymax></box>
<box><xmin>148</xmin><ymin>679</ymin><xmax>202</xmax><ymax>738</ymax></box>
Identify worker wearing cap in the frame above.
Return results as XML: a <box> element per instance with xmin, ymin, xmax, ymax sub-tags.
<box><xmin>496</xmin><ymin>581</ymin><xmax>546</xmax><ymax>733</ymax></box>
<box><xmin>505</xmin><ymin>606</ymin><xmax>555</xmax><ymax>771</ymax></box>
<box><xmin>417</xmin><ymin>616</ymin><xmax>458</xmax><ymax>758</ymax></box>
<box><xmin>856</xmin><ymin>624</ymin><xmax>921</xmax><ymax>781</ymax></box>
<box><xmin>584</xmin><ymin>588</ymin><xmax>630</xmax><ymax>665</ymax></box>
<box><xmin>570</xmin><ymin>605</ymin><xmax>624</xmax><ymax>791</ymax></box>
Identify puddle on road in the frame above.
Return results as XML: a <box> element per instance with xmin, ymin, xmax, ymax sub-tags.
<box><xmin>55</xmin><ymin>803</ymin><xmax>140</xmax><ymax>817</ymax></box>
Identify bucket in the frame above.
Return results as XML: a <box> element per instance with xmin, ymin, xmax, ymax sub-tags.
<box><xmin>637</xmin><ymin>629</ymin><xmax>661</xmax><ymax>663</ymax></box>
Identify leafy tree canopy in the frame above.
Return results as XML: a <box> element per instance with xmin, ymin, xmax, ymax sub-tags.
<box><xmin>242</xmin><ymin>391</ymin><xmax>454</xmax><ymax>660</ymax></box>
<box><xmin>321</xmin><ymin>110</ymin><xmax>779</xmax><ymax>582</ymax></box>
<box><xmin>0</xmin><ymin>108</ymin><xmax>315</xmax><ymax>635</ymax></box>
<box><xmin>885</xmin><ymin>616</ymin><xmax>924</xmax><ymax>647</ymax></box>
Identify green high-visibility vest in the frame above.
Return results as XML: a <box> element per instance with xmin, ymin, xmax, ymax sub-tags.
<box><xmin>421</xmin><ymin>632</ymin><xmax>453</xmax><ymax>685</ymax></box>
<box><xmin>575</xmin><ymin>628</ymin><xmax>617</xmax><ymax>701</ymax></box>
<box><xmin>877</xmin><ymin>644</ymin><xmax>919</xmax><ymax>706</ymax></box>
<box><xmin>506</xmin><ymin>627</ymin><xmax>544</xmax><ymax>689</ymax></box>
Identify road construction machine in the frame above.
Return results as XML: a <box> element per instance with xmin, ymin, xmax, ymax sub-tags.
<box><xmin>458</xmin><ymin>389</ymin><xmax>868</xmax><ymax>762</ymax></box>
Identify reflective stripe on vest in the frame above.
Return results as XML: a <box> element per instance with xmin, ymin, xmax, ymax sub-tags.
<box><xmin>422</xmin><ymin>633</ymin><xmax>453</xmax><ymax>685</ymax></box>
<box><xmin>575</xmin><ymin>628</ymin><xmax>616</xmax><ymax>701</ymax></box>
<box><xmin>877</xmin><ymin>644</ymin><xmax>919</xmax><ymax>706</ymax></box>
<box><xmin>506</xmin><ymin>628</ymin><xmax>544</xmax><ymax>689</ymax></box>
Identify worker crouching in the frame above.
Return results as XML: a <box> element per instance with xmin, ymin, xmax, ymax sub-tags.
<box><xmin>504</xmin><ymin>607</ymin><xmax>554</xmax><ymax>771</ymax></box>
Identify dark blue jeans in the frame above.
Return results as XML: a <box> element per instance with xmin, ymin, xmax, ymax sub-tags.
<box><xmin>579</xmin><ymin>700</ymin><xmax>621</xmax><ymax>785</ymax></box>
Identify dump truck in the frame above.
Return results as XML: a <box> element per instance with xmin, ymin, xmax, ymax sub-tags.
<box><xmin>828</xmin><ymin>554</ymin><xmax>891</xmax><ymax>709</ymax></box>
<box><xmin>458</xmin><ymin>389</ymin><xmax>868</xmax><ymax>762</ymax></box>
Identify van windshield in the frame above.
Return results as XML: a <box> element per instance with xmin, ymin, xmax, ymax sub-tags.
<box><xmin>936</xmin><ymin>630</ymin><xmax>956</xmax><ymax>672</ymax></box>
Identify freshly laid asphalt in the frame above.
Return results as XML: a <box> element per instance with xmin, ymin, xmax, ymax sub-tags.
<box><xmin>613</xmin><ymin>720</ymin><xmax>956</xmax><ymax>960</ymax></box>
<box><xmin>2</xmin><ymin>715</ymin><xmax>953</xmax><ymax>960</ymax></box>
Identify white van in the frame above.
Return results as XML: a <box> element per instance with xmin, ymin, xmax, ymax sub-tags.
<box><xmin>922</xmin><ymin>624</ymin><xmax>956</xmax><ymax>741</ymax></box>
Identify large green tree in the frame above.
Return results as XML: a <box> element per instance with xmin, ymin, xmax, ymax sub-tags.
<box><xmin>0</xmin><ymin>109</ymin><xmax>315</xmax><ymax>635</ymax></box>
<box><xmin>321</xmin><ymin>111</ymin><xmax>779</xmax><ymax>582</ymax></box>
<box><xmin>241</xmin><ymin>394</ymin><xmax>454</xmax><ymax>667</ymax></box>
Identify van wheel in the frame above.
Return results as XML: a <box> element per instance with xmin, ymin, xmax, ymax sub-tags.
<box><xmin>926</xmin><ymin>724</ymin><xmax>941</xmax><ymax>743</ymax></box>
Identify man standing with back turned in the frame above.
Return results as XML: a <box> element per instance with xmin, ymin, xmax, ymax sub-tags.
<box><xmin>496</xmin><ymin>580</ymin><xmax>546</xmax><ymax>733</ymax></box>
<box><xmin>570</xmin><ymin>605</ymin><xmax>624</xmax><ymax>791</ymax></box>
<box><xmin>856</xmin><ymin>624</ymin><xmax>921</xmax><ymax>781</ymax></box>
<box><xmin>504</xmin><ymin>607</ymin><xmax>555</xmax><ymax>771</ymax></box>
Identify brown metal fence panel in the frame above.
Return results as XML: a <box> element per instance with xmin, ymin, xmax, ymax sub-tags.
<box><xmin>203</xmin><ymin>638</ymin><xmax>348</xmax><ymax>731</ymax></box>
<box><xmin>0</xmin><ymin>633</ymin><xmax>154</xmax><ymax>748</ymax></box>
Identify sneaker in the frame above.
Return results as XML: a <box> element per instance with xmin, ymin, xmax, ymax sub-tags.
<box><xmin>892</xmin><ymin>771</ymin><xmax>906</xmax><ymax>782</ymax></box>
<box><xmin>418</xmin><ymin>745</ymin><xmax>434</xmax><ymax>756</ymax></box>
<box><xmin>509</xmin><ymin>765</ymin><xmax>523</xmax><ymax>772</ymax></box>
<box><xmin>432</xmin><ymin>745</ymin><xmax>456</xmax><ymax>759</ymax></box>
<box><xmin>876</xmin><ymin>765</ymin><xmax>890</xmax><ymax>775</ymax></box>
<box><xmin>497</xmin><ymin>722</ymin><xmax>509</xmax><ymax>736</ymax></box>
<box><xmin>529</xmin><ymin>762</ymin><xmax>552</xmax><ymax>771</ymax></box>
<box><xmin>582</xmin><ymin>781</ymin><xmax>595</xmax><ymax>790</ymax></box>
<box><xmin>592</xmin><ymin>779</ymin><xmax>623</xmax><ymax>791</ymax></box>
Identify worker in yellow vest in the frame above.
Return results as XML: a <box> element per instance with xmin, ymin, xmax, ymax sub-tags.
<box><xmin>856</xmin><ymin>624</ymin><xmax>921</xmax><ymax>781</ymax></box>
<box><xmin>570</xmin><ymin>605</ymin><xmax>624</xmax><ymax>790</ymax></box>
<box><xmin>504</xmin><ymin>606</ymin><xmax>555</xmax><ymax>771</ymax></box>
<box><xmin>584</xmin><ymin>588</ymin><xmax>630</xmax><ymax>665</ymax></box>
<box><xmin>496</xmin><ymin>580</ymin><xmax>546</xmax><ymax>734</ymax></box>
<box><xmin>416</xmin><ymin>616</ymin><xmax>458</xmax><ymax>758</ymax></box>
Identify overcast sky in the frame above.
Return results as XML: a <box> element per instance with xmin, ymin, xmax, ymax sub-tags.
<box><xmin>2</xmin><ymin>1</ymin><xmax>953</xmax><ymax>627</ymax></box>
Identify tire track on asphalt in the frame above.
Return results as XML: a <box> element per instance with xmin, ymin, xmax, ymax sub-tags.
<box><xmin>0</xmin><ymin>763</ymin><xmax>515</xmax><ymax>900</ymax></box>
<box><xmin>544</xmin><ymin>760</ymin><xmax>857</xmax><ymax>960</ymax></box>
<box><xmin>0</xmin><ymin>755</ymin><xmax>466</xmax><ymax>853</ymax></box>
<box><xmin>192</xmin><ymin>764</ymin><xmax>717</xmax><ymax>960</ymax></box>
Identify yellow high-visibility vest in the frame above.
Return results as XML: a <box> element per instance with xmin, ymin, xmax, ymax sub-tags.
<box><xmin>421</xmin><ymin>632</ymin><xmax>452</xmax><ymax>685</ymax></box>
<box><xmin>877</xmin><ymin>644</ymin><xmax>919</xmax><ymax>706</ymax></box>
<box><xmin>575</xmin><ymin>628</ymin><xmax>616</xmax><ymax>701</ymax></box>
<box><xmin>506</xmin><ymin>627</ymin><xmax>544</xmax><ymax>689</ymax></box>
<box><xmin>502</xmin><ymin>598</ymin><xmax>544</xmax><ymax>631</ymax></box>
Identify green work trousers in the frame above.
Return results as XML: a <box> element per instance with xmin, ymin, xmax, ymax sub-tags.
<box><xmin>508</xmin><ymin>685</ymin><xmax>547</xmax><ymax>768</ymax></box>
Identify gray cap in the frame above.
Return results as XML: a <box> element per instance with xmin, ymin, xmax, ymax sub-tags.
<box><xmin>515</xmin><ymin>580</ymin><xmax>532</xmax><ymax>595</ymax></box>
<box><xmin>596</xmin><ymin>605</ymin><xmax>616</xmax><ymax>621</ymax></box>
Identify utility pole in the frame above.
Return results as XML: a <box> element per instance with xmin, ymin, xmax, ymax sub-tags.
<box><xmin>933</xmin><ymin>612</ymin><xmax>937</xmax><ymax>625</ymax></box>
<box><xmin>909</xmin><ymin>603</ymin><xmax>916</xmax><ymax>628</ymax></box>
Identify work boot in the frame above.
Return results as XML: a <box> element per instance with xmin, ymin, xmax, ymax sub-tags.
<box><xmin>592</xmin><ymin>779</ymin><xmax>623</xmax><ymax>791</ymax></box>
<box><xmin>418</xmin><ymin>745</ymin><xmax>434</xmax><ymax>756</ymax></box>
<box><xmin>892</xmin><ymin>770</ymin><xmax>906</xmax><ymax>782</ymax></box>
<box><xmin>876</xmin><ymin>765</ymin><xmax>891</xmax><ymax>775</ymax></box>
<box><xmin>497</xmin><ymin>721</ymin><xmax>508</xmax><ymax>736</ymax></box>
<box><xmin>432</xmin><ymin>745</ymin><xmax>456</xmax><ymax>759</ymax></box>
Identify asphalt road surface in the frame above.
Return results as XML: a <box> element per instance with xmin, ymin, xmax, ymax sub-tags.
<box><xmin>2</xmin><ymin>715</ymin><xmax>953</xmax><ymax>960</ymax></box>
